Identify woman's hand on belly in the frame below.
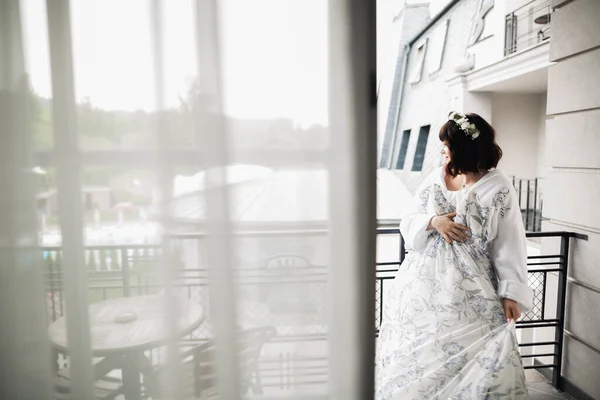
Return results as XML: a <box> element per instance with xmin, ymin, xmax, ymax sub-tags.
<box><xmin>428</xmin><ymin>211</ymin><xmax>470</xmax><ymax>244</ymax></box>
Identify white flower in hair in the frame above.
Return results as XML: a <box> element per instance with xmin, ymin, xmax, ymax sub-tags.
<box><xmin>447</xmin><ymin>111</ymin><xmax>481</xmax><ymax>140</ymax></box>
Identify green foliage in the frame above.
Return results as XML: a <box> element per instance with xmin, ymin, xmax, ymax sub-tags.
<box><xmin>30</xmin><ymin>80</ymin><xmax>211</xmax><ymax>207</ymax></box>
<box><xmin>30</xmin><ymin>79</ymin><xmax>212</xmax><ymax>151</ymax></box>
<box><xmin>30</xmin><ymin>90</ymin><xmax>53</xmax><ymax>150</ymax></box>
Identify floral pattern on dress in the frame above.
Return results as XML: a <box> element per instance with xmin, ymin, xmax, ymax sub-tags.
<box><xmin>491</xmin><ymin>187</ymin><xmax>511</xmax><ymax>219</ymax></box>
<box><xmin>376</xmin><ymin>179</ymin><xmax>529</xmax><ymax>400</ymax></box>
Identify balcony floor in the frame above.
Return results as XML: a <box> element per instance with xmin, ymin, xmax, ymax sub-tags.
<box><xmin>525</xmin><ymin>370</ymin><xmax>575</xmax><ymax>400</ymax></box>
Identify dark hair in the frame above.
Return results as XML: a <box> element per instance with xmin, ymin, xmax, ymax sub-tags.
<box><xmin>439</xmin><ymin>113</ymin><xmax>502</xmax><ymax>177</ymax></box>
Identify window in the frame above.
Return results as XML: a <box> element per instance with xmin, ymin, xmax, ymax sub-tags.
<box><xmin>410</xmin><ymin>40</ymin><xmax>427</xmax><ymax>83</ymax></box>
<box><xmin>427</xmin><ymin>20</ymin><xmax>449</xmax><ymax>74</ymax></box>
<box><xmin>7</xmin><ymin>2</ymin><xmax>377</xmax><ymax>398</ymax></box>
<box><xmin>411</xmin><ymin>125</ymin><xmax>430</xmax><ymax>171</ymax></box>
<box><xmin>395</xmin><ymin>130</ymin><xmax>411</xmax><ymax>169</ymax></box>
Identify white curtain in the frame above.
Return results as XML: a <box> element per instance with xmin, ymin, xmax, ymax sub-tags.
<box><xmin>0</xmin><ymin>0</ymin><xmax>376</xmax><ymax>398</ymax></box>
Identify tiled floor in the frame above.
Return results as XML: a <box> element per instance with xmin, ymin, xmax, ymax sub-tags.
<box><xmin>526</xmin><ymin>370</ymin><xmax>576</xmax><ymax>400</ymax></box>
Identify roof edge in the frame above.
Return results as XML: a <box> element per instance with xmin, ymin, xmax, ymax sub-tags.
<box><xmin>408</xmin><ymin>0</ymin><xmax>462</xmax><ymax>47</ymax></box>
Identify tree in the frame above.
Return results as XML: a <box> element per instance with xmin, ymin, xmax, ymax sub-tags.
<box><xmin>173</xmin><ymin>78</ymin><xmax>216</xmax><ymax>149</ymax></box>
<box><xmin>29</xmin><ymin>89</ymin><xmax>53</xmax><ymax>150</ymax></box>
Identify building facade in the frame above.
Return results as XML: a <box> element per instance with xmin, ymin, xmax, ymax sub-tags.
<box><xmin>380</xmin><ymin>0</ymin><xmax>551</xmax><ymax>191</ymax></box>
<box><xmin>543</xmin><ymin>0</ymin><xmax>600</xmax><ymax>398</ymax></box>
<box><xmin>379</xmin><ymin>0</ymin><xmax>599</xmax><ymax>398</ymax></box>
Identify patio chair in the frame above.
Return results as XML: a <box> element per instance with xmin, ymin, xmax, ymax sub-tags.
<box><xmin>53</xmin><ymin>325</ymin><xmax>277</xmax><ymax>399</ymax></box>
<box><xmin>146</xmin><ymin>325</ymin><xmax>277</xmax><ymax>399</ymax></box>
<box><xmin>53</xmin><ymin>375</ymin><xmax>123</xmax><ymax>400</ymax></box>
<box><xmin>52</xmin><ymin>354</ymin><xmax>125</xmax><ymax>400</ymax></box>
<box><xmin>260</xmin><ymin>254</ymin><xmax>319</xmax><ymax>313</ymax></box>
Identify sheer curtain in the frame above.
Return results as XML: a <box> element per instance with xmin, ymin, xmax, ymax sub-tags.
<box><xmin>0</xmin><ymin>0</ymin><xmax>375</xmax><ymax>398</ymax></box>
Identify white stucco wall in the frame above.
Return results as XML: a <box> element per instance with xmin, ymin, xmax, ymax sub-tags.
<box><xmin>491</xmin><ymin>93</ymin><xmax>545</xmax><ymax>180</ymax></box>
<box><xmin>536</xmin><ymin>95</ymin><xmax>548</xmax><ymax>178</ymax></box>
<box><xmin>467</xmin><ymin>1</ymin><xmax>504</xmax><ymax>71</ymax></box>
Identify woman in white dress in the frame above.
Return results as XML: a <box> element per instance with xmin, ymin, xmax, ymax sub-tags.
<box><xmin>376</xmin><ymin>112</ymin><xmax>533</xmax><ymax>399</ymax></box>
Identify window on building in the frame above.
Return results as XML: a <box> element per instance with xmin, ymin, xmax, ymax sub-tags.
<box><xmin>410</xmin><ymin>40</ymin><xmax>428</xmax><ymax>83</ymax></box>
<box><xmin>411</xmin><ymin>125</ymin><xmax>430</xmax><ymax>171</ymax></box>
<box><xmin>427</xmin><ymin>20</ymin><xmax>449</xmax><ymax>74</ymax></box>
<box><xmin>480</xmin><ymin>2</ymin><xmax>496</xmax><ymax>39</ymax></box>
<box><xmin>395</xmin><ymin>130</ymin><xmax>411</xmax><ymax>169</ymax></box>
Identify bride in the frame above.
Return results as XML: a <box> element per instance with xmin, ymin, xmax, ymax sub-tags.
<box><xmin>376</xmin><ymin>112</ymin><xmax>533</xmax><ymax>399</ymax></box>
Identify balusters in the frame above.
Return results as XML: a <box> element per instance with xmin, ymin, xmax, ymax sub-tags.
<box><xmin>100</xmin><ymin>248</ymin><xmax>109</xmax><ymax>272</ymax></box>
<box><xmin>109</xmin><ymin>248</ymin><xmax>118</xmax><ymax>271</ymax></box>
<box><xmin>45</xmin><ymin>251</ymin><xmax>58</xmax><ymax>321</ymax></box>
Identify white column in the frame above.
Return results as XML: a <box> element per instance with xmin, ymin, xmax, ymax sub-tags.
<box><xmin>328</xmin><ymin>0</ymin><xmax>377</xmax><ymax>398</ymax></box>
<box><xmin>193</xmin><ymin>0</ymin><xmax>240</xmax><ymax>398</ymax></box>
<box><xmin>45</xmin><ymin>0</ymin><xmax>95</xmax><ymax>398</ymax></box>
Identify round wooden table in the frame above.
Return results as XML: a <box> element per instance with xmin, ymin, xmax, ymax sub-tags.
<box><xmin>48</xmin><ymin>294</ymin><xmax>204</xmax><ymax>399</ymax></box>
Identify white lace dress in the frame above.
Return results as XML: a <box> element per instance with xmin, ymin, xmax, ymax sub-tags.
<box><xmin>375</xmin><ymin>167</ymin><xmax>533</xmax><ymax>400</ymax></box>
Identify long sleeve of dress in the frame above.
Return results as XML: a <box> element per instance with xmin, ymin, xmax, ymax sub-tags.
<box><xmin>487</xmin><ymin>186</ymin><xmax>534</xmax><ymax>311</ymax></box>
<box><xmin>399</xmin><ymin>171</ymin><xmax>438</xmax><ymax>251</ymax></box>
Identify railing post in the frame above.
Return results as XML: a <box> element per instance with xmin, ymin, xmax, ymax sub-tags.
<box><xmin>518</xmin><ymin>179</ymin><xmax>523</xmax><ymax>211</ymax></box>
<box><xmin>541</xmin><ymin>271</ymin><xmax>547</xmax><ymax>320</ymax></box>
<box><xmin>122</xmin><ymin>247</ymin><xmax>131</xmax><ymax>297</ymax></box>
<box><xmin>553</xmin><ymin>233</ymin><xmax>570</xmax><ymax>390</ymax></box>
<box><xmin>533</xmin><ymin>178</ymin><xmax>538</xmax><ymax>231</ymax></box>
<box><xmin>378</xmin><ymin>279</ymin><xmax>384</xmax><ymax>332</ymax></box>
<box><xmin>525</xmin><ymin>179</ymin><xmax>531</xmax><ymax>230</ymax></box>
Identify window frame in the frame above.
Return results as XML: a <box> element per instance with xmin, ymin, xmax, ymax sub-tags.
<box><xmin>427</xmin><ymin>19</ymin><xmax>449</xmax><ymax>75</ymax></box>
<box><xmin>409</xmin><ymin>39</ymin><xmax>428</xmax><ymax>84</ymax></box>
<box><xmin>411</xmin><ymin>125</ymin><xmax>430</xmax><ymax>172</ymax></box>
<box><xmin>395</xmin><ymin>129</ymin><xmax>411</xmax><ymax>170</ymax></box>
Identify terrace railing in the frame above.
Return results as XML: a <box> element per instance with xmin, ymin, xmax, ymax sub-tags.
<box><xmin>43</xmin><ymin>227</ymin><xmax>585</xmax><ymax>392</ymax></box>
<box><xmin>512</xmin><ymin>176</ymin><xmax>544</xmax><ymax>232</ymax></box>
<box><xmin>505</xmin><ymin>0</ymin><xmax>552</xmax><ymax>56</ymax></box>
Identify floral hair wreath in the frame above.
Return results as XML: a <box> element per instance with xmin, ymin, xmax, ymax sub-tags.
<box><xmin>448</xmin><ymin>111</ymin><xmax>480</xmax><ymax>140</ymax></box>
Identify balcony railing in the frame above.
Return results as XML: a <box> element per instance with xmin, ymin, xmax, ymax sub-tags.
<box><xmin>504</xmin><ymin>0</ymin><xmax>552</xmax><ymax>56</ymax></box>
<box><xmin>43</xmin><ymin>227</ymin><xmax>585</xmax><ymax>393</ymax></box>
<box><xmin>513</xmin><ymin>176</ymin><xmax>544</xmax><ymax>232</ymax></box>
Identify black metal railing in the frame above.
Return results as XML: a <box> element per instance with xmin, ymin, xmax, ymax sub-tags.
<box><xmin>513</xmin><ymin>176</ymin><xmax>543</xmax><ymax>232</ymax></box>
<box><xmin>516</xmin><ymin>231</ymin><xmax>586</xmax><ymax>390</ymax></box>
<box><xmin>43</xmin><ymin>227</ymin><xmax>585</xmax><ymax>392</ymax></box>
<box><xmin>505</xmin><ymin>0</ymin><xmax>552</xmax><ymax>56</ymax></box>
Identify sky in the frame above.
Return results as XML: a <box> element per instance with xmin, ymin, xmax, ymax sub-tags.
<box><xmin>20</xmin><ymin>0</ymin><xmax>328</xmax><ymax>126</ymax></box>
